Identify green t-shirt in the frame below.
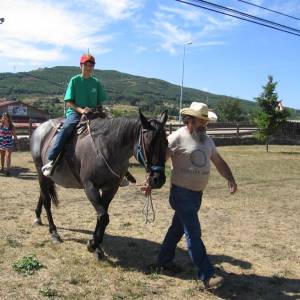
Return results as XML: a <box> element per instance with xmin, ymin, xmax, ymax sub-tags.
<box><xmin>64</xmin><ymin>74</ymin><xmax>107</xmax><ymax>117</ymax></box>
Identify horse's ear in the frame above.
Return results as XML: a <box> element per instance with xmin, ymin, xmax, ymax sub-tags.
<box><xmin>159</xmin><ymin>110</ymin><xmax>168</xmax><ymax>125</ymax></box>
<box><xmin>139</xmin><ymin>109</ymin><xmax>152</xmax><ymax>130</ymax></box>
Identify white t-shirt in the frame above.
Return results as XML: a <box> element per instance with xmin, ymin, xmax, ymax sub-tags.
<box><xmin>168</xmin><ymin>126</ymin><xmax>217</xmax><ymax>191</ymax></box>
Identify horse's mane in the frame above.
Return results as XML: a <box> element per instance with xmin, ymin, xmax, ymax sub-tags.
<box><xmin>89</xmin><ymin>117</ymin><xmax>140</xmax><ymax>148</ymax></box>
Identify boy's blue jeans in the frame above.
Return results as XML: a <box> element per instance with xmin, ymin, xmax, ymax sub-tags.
<box><xmin>48</xmin><ymin>112</ymin><xmax>81</xmax><ymax>161</ymax></box>
<box><xmin>157</xmin><ymin>184</ymin><xmax>214</xmax><ymax>281</ymax></box>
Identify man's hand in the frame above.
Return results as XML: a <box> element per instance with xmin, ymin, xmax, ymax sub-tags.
<box><xmin>139</xmin><ymin>182</ymin><xmax>152</xmax><ymax>196</ymax></box>
<box><xmin>228</xmin><ymin>179</ymin><xmax>237</xmax><ymax>194</ymax></box>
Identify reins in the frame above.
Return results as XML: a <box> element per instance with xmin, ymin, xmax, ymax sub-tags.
<box><xmin>86</xmin><ymin>116</ymin><xmax>162</xmax><ymax>224</ymax></box>
<box><xmin>86</xmin><ymin>119</ymin><xmax>121</xmax><ymax>179</ymax></box>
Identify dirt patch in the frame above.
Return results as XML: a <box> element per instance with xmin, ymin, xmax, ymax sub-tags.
<box><xmin>0</xmin><ymin>145</ymin><xmax>299</xmax><ymax>299</ymax></box>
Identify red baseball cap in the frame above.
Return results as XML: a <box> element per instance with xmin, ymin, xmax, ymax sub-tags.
<box><xmin>80</xmin><ymin>54</ymin><xmax>95</xmax><ymax>65</ymax></box>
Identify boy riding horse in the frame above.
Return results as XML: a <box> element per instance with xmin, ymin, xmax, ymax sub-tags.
<box><xmin>42</xmin><ymin>53</ymin><xmax>107</xmax><ymax>176</ymax></box>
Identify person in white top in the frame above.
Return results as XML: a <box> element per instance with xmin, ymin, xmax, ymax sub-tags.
<box><xmin>155</xmin><ymin>102</ymin><xmax>237</xmax><ymax>289</ymax></box>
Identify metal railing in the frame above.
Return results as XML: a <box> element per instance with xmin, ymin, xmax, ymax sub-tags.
<box><xmin>166</xmin><ymin>122</ymin><xmax>258</xmax><ymax>137</ymax></box>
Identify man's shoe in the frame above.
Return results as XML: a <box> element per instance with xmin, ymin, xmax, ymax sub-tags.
<box><xmin>204</xmin><ymin>275</ymin><xmax>224</xmax><ymax>289</ymax></box>
<box><xmin>42</xmin><ymin>161</ymin><xmax>54</xmax><ymax>177</ymax></box>
<box><xmin>119</xmin><ymin>177</ymin><xmax>129</xmax><ymax>187</ymax></box>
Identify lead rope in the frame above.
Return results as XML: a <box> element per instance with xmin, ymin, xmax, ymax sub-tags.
<box><xmin>143</xmin><ymin>193</ymin><xmax>155</xmax><ymax>224</ymax></box>
<box><xmin>137</xmin><ymin>134</ymin><xmax>155</xmax><ymax>223</ymax></box>
<box><xmin>141</xmin><ymin>175</ymin><xmax>155</xmax><ymax>224</ymax></box>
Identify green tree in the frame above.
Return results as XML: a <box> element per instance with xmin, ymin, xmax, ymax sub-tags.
<box><xmin>253</xmin><ymin>75</ymin><xmax>290</xmax><ymax>152</ymax></box>
<box><xmin>215</xmin><ymin>98</ymin><xmax>246</xmax><ymax>122</ymax></box>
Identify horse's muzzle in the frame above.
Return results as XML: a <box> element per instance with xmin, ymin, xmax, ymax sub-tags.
<box><xmin>148</xmin><ymin>173</ymin><xmax>166</xmax><ymax>189</ymax></box>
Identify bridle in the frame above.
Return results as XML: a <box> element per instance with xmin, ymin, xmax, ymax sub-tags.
<box><xmin>136</xmin><ymin>128</ymin><xmax>165</xmax><ymax>174</ymax></box>
<box><xmin>136</xmin><ymin>126</ymin><xmax>166</xmax><ymax>224</ymax></box>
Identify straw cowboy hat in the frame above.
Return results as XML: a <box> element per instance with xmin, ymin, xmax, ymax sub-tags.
<box><xmin>180</xmin><ymin>102</ymin><xmax>217</xmax><ymax>122</ymax></box>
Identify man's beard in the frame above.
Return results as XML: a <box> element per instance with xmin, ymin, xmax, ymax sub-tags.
<box><xmin>191</xmin><ymin>127</ymin><xmax>206</xmax><ymax>143</ymax></box>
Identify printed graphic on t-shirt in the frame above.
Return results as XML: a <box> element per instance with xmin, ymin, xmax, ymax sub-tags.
<box><xmin>190</xmin><ymin>149</ymin><xmax>207</xmax><ymax>168</ymax></box>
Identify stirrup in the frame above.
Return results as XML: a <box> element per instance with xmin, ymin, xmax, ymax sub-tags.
<box><xmin>42</xmin><ymin>161</ymin><xmax>54</xmax><ymax>177</ymax></box>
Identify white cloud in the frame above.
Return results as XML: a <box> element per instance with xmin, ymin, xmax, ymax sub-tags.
<box><xmin>91</xmin><ymin>0</ymin><xmax>143</xmax><ymax>20</ymax></box>
<box><xmin>158</xmin><ymin>5</ymin><xmax>204</xmax><ymax>22</ymax></box>
<box><xmin>135</xmin><ymin>46</ymin><xmax>147</xmax><ymax>53</ymax></box>
<box><xmin>0</xmin><ymin>0</ymin><xmax>143</xmax><ymax>65</ymax></box>
<box><xmin>0</xmin><ymin>40</ymin><xmax>62</xmax><ymax>62</ymax></box>
<box><xmin>152</xmin><ymin>17</ymin><xmax>193</xmax><ymax>54</ymax></box>
<box><xmin>149</xmin><ymin>4</ymin><xmax>236</xmax><ymax>55</ymax></box>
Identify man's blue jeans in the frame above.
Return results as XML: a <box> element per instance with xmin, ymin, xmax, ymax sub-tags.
<box><xmin>157</xmin><ymin>184</ymin><xmax>214</xmax><ymax>281</ymax></box>
<box><xmin>48</xmin><ymin>112</ymin><xmax>81</xmax><ymax>161</ymax></box>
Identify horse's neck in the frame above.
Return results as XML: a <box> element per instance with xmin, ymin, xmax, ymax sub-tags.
<box><xmin>91</xmin><ymin>118</ymin><xmax>141</xmax><ymax>157</ymax></box>
<box><xmin>116</xmin><ymin>119</ymin><xmax>141</xmax><ymax>152</ymax></box>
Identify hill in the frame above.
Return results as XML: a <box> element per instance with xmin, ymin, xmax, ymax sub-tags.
<box><xmin>0</xmin><ymin>66</ymin><xmax>299</xmax><ymax>120</ymax></box>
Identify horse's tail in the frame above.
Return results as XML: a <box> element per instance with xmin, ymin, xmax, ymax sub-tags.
<box><xmin>41</xmin><ymin>176</ymin><xmax>59</xmax><ymax>207</ymax></box>
<box><xmin>49</xmin><ymin>181</ymin><xmax>59</xmax><ymax>207</ymax></box>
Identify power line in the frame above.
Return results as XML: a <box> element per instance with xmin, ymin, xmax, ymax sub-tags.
<box><xmin>191</xmin><ymin>0</ymin><xmax>300</xmax><ymax>34</ymax></box>
<box><xmin>238</xmin><ymin>0</ymin><xmax>300</xmax><ymax>21</ymax></box>
<box><xmin>175</xmin><ymin>0</ymin><xmax>300</xmax><ymax>37</ymax></box>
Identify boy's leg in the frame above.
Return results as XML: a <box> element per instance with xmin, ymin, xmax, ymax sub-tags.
<box><xmin>48</xmin><ymin>113</ymin><xmax>80</xmax><ymax>161</ymax></box>
<box><xmin>42</xmin><ymin>112</ymin><xmax>80</xmax><ymax>176</ymax></box>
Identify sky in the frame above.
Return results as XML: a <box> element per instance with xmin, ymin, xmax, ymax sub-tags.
<box><xmin>0</xmin><ymin>0</ymin><xmax>300</xmax><ymax>109</ymax></box>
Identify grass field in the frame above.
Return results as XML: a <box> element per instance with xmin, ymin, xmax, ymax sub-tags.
<box><xmin>0</xmin><ymin>145</ymin><xmax>299</xmax><ymax>300</ymax></box>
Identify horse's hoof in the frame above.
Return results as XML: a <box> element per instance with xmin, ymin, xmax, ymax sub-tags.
<box><xmin>94</xmin><ymin>247</ymin><xmax>105</xmax><ymax>261</ymax></box>
<box><xmin>51</xmin><ymin>232</ymin><xmax>62</xmax><ymax>243</ymax></box>
<box><xmin>87</xmin><ymin>240</ymin><xmax>95</xmax><ymax>253</ymax></box>
<box><xmin>33</xmin><ymin>218</ymin><xmax>43</xmax><ymax>226</ymax></box>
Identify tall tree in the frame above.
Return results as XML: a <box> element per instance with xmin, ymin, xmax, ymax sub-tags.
<box><xmin>215</xmin><ymin>98</ymin><xmax>246</xmax><ymax>122</ymax></box>
<box><xmin>254</xmin><ymin>75</ymin><xmax>290</xmax><ymax>152</ymax></box>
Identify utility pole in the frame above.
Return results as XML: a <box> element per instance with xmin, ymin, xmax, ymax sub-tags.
<box><xmin>179</xmin><ymin>41</ymin><xmax>192</xmax><ymax>123</ymax></box>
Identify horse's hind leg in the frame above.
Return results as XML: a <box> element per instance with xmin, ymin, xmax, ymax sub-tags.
<box><xmin>39</xmin><ymin>175</ymin><xmax>62</xmax><ymax>242</ymax></box>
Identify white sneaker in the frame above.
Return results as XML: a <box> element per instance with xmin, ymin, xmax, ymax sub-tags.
<box><xmin>42</xmin><ymin>161</ymin><xmax>54</xmax><ymax>177</ymax></box>
<box><xmin>119</xmin><ymin>177</ymin><xmax>129</xmax><ymax>187</ymax></box>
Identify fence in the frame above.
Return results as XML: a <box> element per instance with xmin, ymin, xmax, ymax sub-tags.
<box><xmin>15</xmin><ymin>120</ymin><xmax>300</xmax><ymax>138</ymax></box>
<box><xmin>167</xmin><ymin>122</ymin><xmax>258</xmax><ymax>137</ymax></box>
<box><xmin>15</xmin><ymin>120</ymin><xmax>300</xmax><ymax>151</ymax></box>
<box><xmin>14</xmin><ymin>120</ymin><xmax>41</xmax><ymax>137</ymax></box>
<box><xmin>279</xmin><ymin>121</ymin><xmax>300</xmax><ymax>136</ymax></box>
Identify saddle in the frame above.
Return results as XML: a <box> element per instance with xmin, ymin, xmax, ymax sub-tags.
<box><xmin>42</xmin><ymin>110</ymin><xmax>108</xmax><ymax>159</ymax></box>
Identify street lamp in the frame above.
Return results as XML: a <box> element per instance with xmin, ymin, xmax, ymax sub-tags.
<box><xmin>0</xmin><ymin>18</ymin><xmax>5</xmax><ymax>24</ymax></box>
<box><xmin>179</xmin><ymin>41</ymin><xmax>192</xmax><ymax>123</ymax></box>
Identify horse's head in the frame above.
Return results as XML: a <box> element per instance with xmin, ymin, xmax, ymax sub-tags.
<box><xmin>137</xmin><ymin>110</ymin><xmax>168</xmax><ymax>189</ymax></box>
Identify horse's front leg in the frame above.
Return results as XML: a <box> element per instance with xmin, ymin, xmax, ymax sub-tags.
<box><xmin>33</xmin><ymin>195</ymin><xmax>43</xmax><ymax>225</ymax></box>
<box><xmin>83</xmin><ymin>181</ymin><xmax>117</xmax><ymax>259</ymax></box>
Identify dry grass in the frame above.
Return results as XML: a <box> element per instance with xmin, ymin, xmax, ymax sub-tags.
<box><xmin>0</xmin><ymin>145</ymin><xmax>299</xmax><ymax>300</ymax></box>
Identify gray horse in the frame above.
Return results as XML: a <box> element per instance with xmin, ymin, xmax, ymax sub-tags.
<box><xmin>30</xmin><ymin>110</ymin><xmax>168</xmax><ymax>259</ymax></box>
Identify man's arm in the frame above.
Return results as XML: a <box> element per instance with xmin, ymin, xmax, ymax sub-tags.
<box><xmin>211</xmin><ymin>152</ymin><xmax>237</xmax><ymax>194</ymax></box>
